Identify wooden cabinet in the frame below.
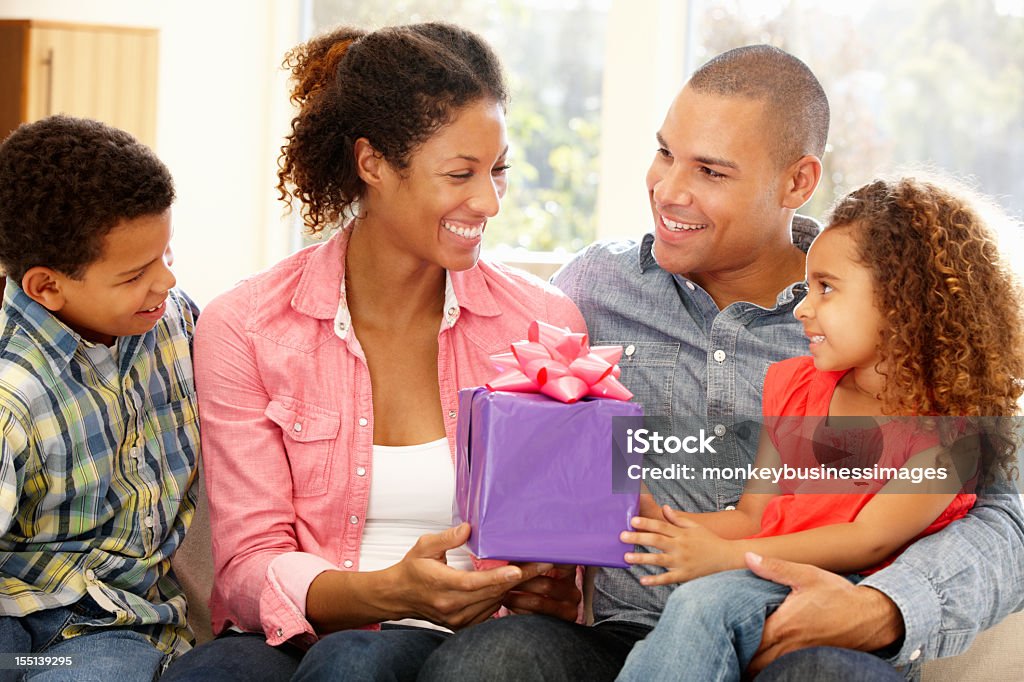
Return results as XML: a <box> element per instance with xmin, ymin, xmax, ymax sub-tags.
<box><xmin>0</xmin><ymin>20</ymin><xmax>158</xmax><ymax>148</ymax></box>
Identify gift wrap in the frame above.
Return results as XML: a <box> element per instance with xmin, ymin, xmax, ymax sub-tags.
<box><xmin>454</xmin><ymin>387</ymin><xmax>643</xmax><ymax>567</ymax></box>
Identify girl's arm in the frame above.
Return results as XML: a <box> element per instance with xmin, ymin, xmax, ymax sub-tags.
<box><xmin>641</xmin><ymin>425</ymin><xmax>783</xmax><ymax>540</ymax></box>
<box><xmin>625</xmin><ymin>436</ymin><xmax>977</xmax><ymax>585</ymax></box>
<box><xmin>738</xmin><ymin>433</ymin><xmax>979</xmax><ymax>572</ymax></box>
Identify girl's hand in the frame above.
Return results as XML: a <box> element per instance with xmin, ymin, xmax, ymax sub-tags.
<box><xmin>620</xmin><ymin>514</ymin><xmax>745</xmax><ymax>585</ymax></box>
<box><xmin>390</xmin><ymin>523</ymin><xmax>550</xmax><ymax>629</ymax></box>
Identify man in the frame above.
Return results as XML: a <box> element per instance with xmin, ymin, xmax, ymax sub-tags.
<box><xmin>420</xmin><ymin>45</ymin><xmax>1024</xmax><ymax>680</ymax></box>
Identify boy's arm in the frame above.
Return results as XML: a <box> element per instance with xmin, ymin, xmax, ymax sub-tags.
<box><xmin>0</xmin><ymin>408</ymin><xmax>29</xmax><ymax>536</ymax></box>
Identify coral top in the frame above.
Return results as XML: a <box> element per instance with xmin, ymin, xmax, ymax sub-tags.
<box><xmin>752</xmin><ymin>356</ymin><xmax>975</xmax><ymax>574</ymax></box>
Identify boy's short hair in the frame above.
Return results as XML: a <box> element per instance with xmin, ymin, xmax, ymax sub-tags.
<box><xmin>0</xmin><ymin>115</ymin><xmax>175</xmax><ymax>283</ymax></box>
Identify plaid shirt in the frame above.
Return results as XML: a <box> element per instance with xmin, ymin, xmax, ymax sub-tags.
<box><xmin>0</xmin><ymin>281</ymin><xmax>200</xmax><ymax>658</ymax></box>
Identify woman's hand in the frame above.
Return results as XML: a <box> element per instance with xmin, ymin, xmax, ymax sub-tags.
<box><xmin>502</xmin><ymin>564</ymin><xmax>582</xmax><ymax>621</ymax></box>
<box><xmin>620</xmin><ymin>514</ymin><xmax>745</xmax><ymax>585</ymax></box>
<box><xmin>391</xmin><ymin>523</ymin><xmax>550</xmax><ymax>629</ymax></box>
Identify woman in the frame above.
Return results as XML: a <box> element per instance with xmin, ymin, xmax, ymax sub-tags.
<box><xmin>164</xmin><ymin>23</ymin><xmax>585</xmax><ymax>682</ymax></box>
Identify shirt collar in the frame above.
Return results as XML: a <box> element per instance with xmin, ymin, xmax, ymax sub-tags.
<box><xmin>333</xmin><ymin>270</ymin><xmax>466</xmax><ymax>341</ymax></box>
<box><xmin>2</xmin><ymin>280</ymin><xmax>99</xmax><ymax>370</ymax></box>
<box><xmin>637</xmin><ymin>233</ymin><xmax>659</xmax><ymax>273</ymax></box>
<box><xmin>307</xmin><ymin>227</ymin><xmax>503</xmax><ymax>341</ymax></box>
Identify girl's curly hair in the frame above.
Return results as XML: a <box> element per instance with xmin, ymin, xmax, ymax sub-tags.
<box><xmin>276</xmin><ymin>23</ymin><xmax>508</xmax><ymax>235</ymax></box>
<box><xmin>827</xmin><ymin>177</ymin><xmax>1024</xmax><ymax>482</ymax></box>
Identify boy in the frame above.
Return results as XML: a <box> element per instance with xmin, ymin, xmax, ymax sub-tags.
<box><xmin>0</xmin><ymin>116</ymin><xmax>199</xmax><ymax>680</ymax></box>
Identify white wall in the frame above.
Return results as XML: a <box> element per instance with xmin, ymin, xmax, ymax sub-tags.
<box><xmin>595</xmin><ymin>0</ymin><xmax>690</xmax><ymax>242</ymax></box>
<box><xmin>1</xmin><ymin>0</ymin><xmax>300</xmax><ymax>305</ymax></box>
<box><xmin>3</xmin><ymin>0</ymin><xmax>694</xmax><ymax>295</ymax></box>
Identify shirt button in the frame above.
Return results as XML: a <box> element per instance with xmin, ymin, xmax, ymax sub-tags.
<box><xmin>714</xmin><ymin>424</ymin><xmax>727</xmax><ymax>437</ymax></box>
<box><xmin>624</xmin><ymin>344</ymin><xmax>636</xmax><ymax>357</ymax></box>
<box><xmin>275</xmin><ymin>628</ymin><xmax>284</xmax><ymax>638</ymax></box>
<box><xmin>343</xmin><ymin>560</ymin><xmax>354</xmax><ymax>568</ymax></box>
<box><xmin>130</xmin><ymin>447</ymin><xmax>140</xmax><ymax>459</ymax></box>
<box><xmin>349</xmin><ymin>515</ymin><xmax>359</xmax><ymax>525</ymax></box>
<box><xmin>144</xmin><ymin>516</ymin><xmax>155</xmax><ymax>528</ymax></box>
<box><xmin>685</xmin><ymin>281</ymin><xmax>696</xmax><ymax>291</ymax></box>
<box><xmin>447</xmin><ymin>306</ymin><xmax>458</xmax><ymax>318</ymax></box>
<box><xmin>358</xmin><ymin>417</ymin><xmax>368</xmax><ymax>427</ymax></box>
<box><xmin>85</xmin><ymin>569</ymin><xmax>96</xmax><ymax>581</ymax></box>
<box><xmin>909</xmin><ymin>649</ymin><xmax>922</xmax><ymax>662</ymax></box>
<box><xmin>725</xmin><ymin>505</ymin><xmax>736</xmax><ymax>511</ymax></box>
<box><xmin>336</xmin><ymin>321</ymin><xmax>347</xmax><ymax>332</ymax></box>
<box><xmin>713</xmin><ymin>349</ymin><xmax>726</xmax><ymax>363</ymax></box>
<box><xmin>448</xmin><ymin>410</ymin><xmax>457</xmax><ymax>419</ymax></box>
<box><xmin>293</xmin><ymin>423</ymin><xmax>302</xmax><ymax>433</ymax></box>
<box><xmin>356</xmin><ymin>467</ymin><xmax>366</xmax><ymax>476</ymax></box>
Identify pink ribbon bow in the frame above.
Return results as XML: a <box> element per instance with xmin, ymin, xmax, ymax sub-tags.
<box><xmin>485</xmin><ymin>321</ymin><xmax>633</xmax><ymax>403</ymax></box>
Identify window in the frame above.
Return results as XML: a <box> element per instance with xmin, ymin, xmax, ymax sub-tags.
<box><xmin>692</xmin><ymin>0</ymin><xmax>1024</xmax><ymax>226</ymax></box>
<box><xmin>306</xmin><ymin>0</ymin><xmax>1024</xmax><ymax>270</ymax></box>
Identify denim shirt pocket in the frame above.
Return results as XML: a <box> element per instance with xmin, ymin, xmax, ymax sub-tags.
<box><xmin>265</xmin><ymin>398</ymin><xmax>341</xmax><ymax>497</ymax></box>
<box><xmin>605</xmin><ymin>341</ymin><xmax>680</xmax><ymax>418</ymax></box>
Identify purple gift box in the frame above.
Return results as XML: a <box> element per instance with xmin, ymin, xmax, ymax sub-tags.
<box><xmin>454</xmin><ymin>387</ymin><xmax>643</xmax><ymax>567</ymax></box>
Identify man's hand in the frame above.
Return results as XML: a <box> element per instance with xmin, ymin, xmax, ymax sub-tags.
<box><xmin>502</xmin><ymin>563</ymin><xmax>581</xmax><ymax>622</ymax></box>
<box><xmin>745</xmin><ymin>552</ymin><xmax>905</xmax><ymax>675</ymax></box>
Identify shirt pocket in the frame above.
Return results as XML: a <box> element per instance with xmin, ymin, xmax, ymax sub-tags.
<box><xmin>602</xmin><ymin>341</ymin><xmax>679</xmax><ymax>419</ymax></box>
<box><xmin>150</xmin><ymin>393</ymin><xmax>201</xmax><ymax>466</ymax></box>
<box><xmin>264</xmin><ymin>398</ymin><xmax>341</xmax><ymax>498</ymax></box>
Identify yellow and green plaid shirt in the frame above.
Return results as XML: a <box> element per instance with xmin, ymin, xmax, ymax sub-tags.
<box><xmin>0</xmin><ymin>282</ymin><xmax>200</xmax><ymax>657</ymax></box>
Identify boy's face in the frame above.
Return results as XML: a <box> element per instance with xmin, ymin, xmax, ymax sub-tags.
<box><xmin>51</xmin><ymin>209</ymin><xmax>176</xmax><ymax>346</ymax></box>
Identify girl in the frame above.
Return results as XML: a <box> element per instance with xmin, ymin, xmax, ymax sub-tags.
<box><xmin>616</xmin><ymin>176</ymin><xmax>1024</xmax><ymax>681</ymax></box>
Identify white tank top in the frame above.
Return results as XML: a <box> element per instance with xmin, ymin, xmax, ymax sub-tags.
<box><xmin>359</xmin><ymin>437</ymin><xmax>474</xmax><ymax>630</ymax></box>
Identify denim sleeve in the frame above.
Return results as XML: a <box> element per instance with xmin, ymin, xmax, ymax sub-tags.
<box><xmin>551</xmin><ymin>245</ymin><xmax>591</xmax><ymax>299</ymax></box>
<box><xmin>860</xmin><ymin>483</ymin><xmax>1024</xmax><ymax>665</ymax></box>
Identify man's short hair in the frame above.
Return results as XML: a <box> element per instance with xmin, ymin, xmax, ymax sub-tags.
<box><xmin>0</xmin><ymin>115</ymin><xmax>175</xmax><ymax>284</ymax></box>
<box><xmin>687</xmin><ymin>45</ymin><xmax>830</xmax><ymax>168</ymax></box>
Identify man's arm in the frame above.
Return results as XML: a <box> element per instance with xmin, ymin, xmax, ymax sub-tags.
<box><xmin>748</xmin><ymin>484</ymin><xmax>1024</xmax><ymax>672</ymax></box>
<box><xmin>860</xmin><ymin>484</ymin><xmax>1024</xmax><ymax>663</ymax></box>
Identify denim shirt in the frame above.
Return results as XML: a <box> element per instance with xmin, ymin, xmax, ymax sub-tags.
<box><xmin>553</xmin><ymin>218</ymin><xmax>1024</xmax><ymax>673</ymax></box>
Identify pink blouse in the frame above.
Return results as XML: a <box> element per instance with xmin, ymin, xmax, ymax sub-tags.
<box><xmin>193</xmin><ymin>227</ymin><xmax>585</xmax><ymax>647</ymax></box>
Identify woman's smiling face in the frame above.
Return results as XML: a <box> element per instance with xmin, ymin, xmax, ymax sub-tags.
<box><xmin>371</xmin><ymin>98</ymin><xmax>510</xmax><ymax>272</ymax></box>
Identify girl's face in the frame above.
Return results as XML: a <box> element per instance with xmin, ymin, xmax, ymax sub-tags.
<box><xmin>371</xmin><ymin>99</ymin><xmax>509</xmax><ymax>272</ymax></box>
<box><xmin>794</xmin><ymin>227</ymin><xmax>885</xmax><ymax>375</ymax></box>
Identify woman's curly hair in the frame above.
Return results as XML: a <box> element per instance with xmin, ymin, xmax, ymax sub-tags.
<box><xmin>827</xmin><ymin>176</ymin><xmax>1024</xmax><ymax>482</ymax></box>
<box><xmin>277</xmin><ymin>23</ymin><xmax>508</xmax><ymax>235</ymax></box>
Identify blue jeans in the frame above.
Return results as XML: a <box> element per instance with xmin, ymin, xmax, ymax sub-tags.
<box><xmin>758</xmin><ymin>647</ymin><xmax>905</xmax><ymax>681</ymax></box>
<box><xmin>418</xmin><ymin>615</ymin><xmax>651</xmax><ymax>681</ymax></box>
<box><xmin>160</xmin><ymin>631</ymin><xmax>303</xmax><ymax>682</ymax></box>
<box><xmin>617</xmin><ymin>569</ymin><xmax>890</xmax><ymax>682</ymax></box>
<box><xmin>162</xmin><ymin>625</ymin><xmax>448</xmax><ymax>682</ymax></box>
<box><xmin>0</xmin><ymin>598</ymin><xmax>169</xmax><ymax>682</ymax></box>
<box><xmin>293</xmin><ymin>624</ymin><xmax>450</xmax><ymax>681</ymax></box>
